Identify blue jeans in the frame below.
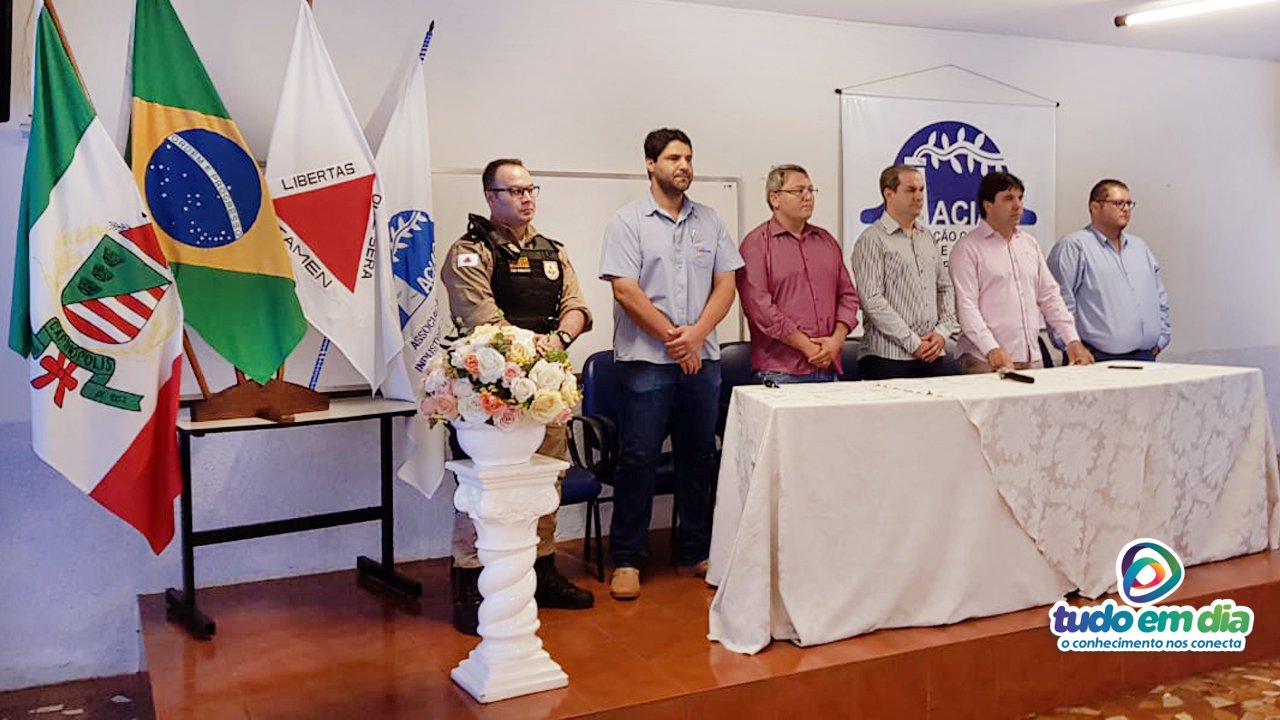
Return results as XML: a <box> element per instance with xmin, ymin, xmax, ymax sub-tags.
<box><xmin>611</xmin><ymin>360</ymin><xmax>721</xmax><ymax>568</ymax></box>
<box><xmin>752</xmin><ymin>369</ymin><xmax>838</xmax><ymax>385</ymax></box>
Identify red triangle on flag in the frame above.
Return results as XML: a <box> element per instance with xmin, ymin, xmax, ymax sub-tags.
<box><xmin>273</xmin><ymin>174</ymin><xmax>376</xmax><ymax>292</ymax></box>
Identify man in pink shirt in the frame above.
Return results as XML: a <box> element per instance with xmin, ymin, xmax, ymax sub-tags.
<box><xmin>737</xmin><ymin>164</ymin><xmax>860</xmax><ymax>383</ymax></box>
<box><xmin>949</xmin><ymin>171</ymin><xmax>1093</xmax><ymax>373</ymax></box>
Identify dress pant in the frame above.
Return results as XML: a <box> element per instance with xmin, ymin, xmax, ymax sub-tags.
<box><xmin>610</xmin><ymin>360</ymin><xmax>720</xmax><ymax>569</ymax></box>
<box><xmin>858</xmin><ymin>354</ymin><xmax>959</xmax><ymax>380</ymax></box>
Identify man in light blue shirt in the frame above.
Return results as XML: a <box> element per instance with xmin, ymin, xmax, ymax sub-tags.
<box><xmin>1047</xmin><ymin>179</ymin><xmax>1171</xmax><ymax>361</ymax></box>
<box><xmin>599</xmin><ymin>128</ymin><xmax>743</xmax><ymax>600</ymax></box>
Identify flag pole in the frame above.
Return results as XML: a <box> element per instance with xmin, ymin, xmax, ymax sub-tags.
<box><xmin>183</xmin><ymin>332</ymin><xmax>212</xmax><ymax>399</ymax></box>
<box><xmin>42</xmin><ymin>0</ymin><xmax>88</xmax><ymax>92</ymax></box>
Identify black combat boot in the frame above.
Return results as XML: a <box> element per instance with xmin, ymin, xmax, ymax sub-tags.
<box><xmin>451</xmin><ymin>564</ymin><xmax>483</xmax><ymax>635</ymax></box>
<box><xmin>534</xmin><ymin>554</ymin><xmax>595</xmax><ymax>609</ymax></box>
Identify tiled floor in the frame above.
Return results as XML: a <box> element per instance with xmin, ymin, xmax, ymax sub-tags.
<box><xmin>132</xmin><ymin>535</ymin><xmax>1280</xmax><ymax>719</ymax></box>
<box><xmin>1027</xmin><ymin>658</ymin><xmax>1280</xmax><ymax>719</ymax></box>
<box><xmin>8</xmin><ymin>538</ymin><xmax>1280</xmax><ymax>719</ymax></box>
<box><xmin>0</xmin><ymin>673</ymin><xmax>155</xmax><ymax>720</ymax></box>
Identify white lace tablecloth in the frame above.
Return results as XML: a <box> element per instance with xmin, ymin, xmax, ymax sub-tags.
<box><xmin>707</xmin><ymin>362</ymin><xmax>1280</xmax><ymax>655</ymax></box>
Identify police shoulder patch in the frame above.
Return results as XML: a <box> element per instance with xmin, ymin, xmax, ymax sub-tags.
<box><xmin>456</xmin><ymin>252</ymin><xmax>481</xmax><ymax>268</ymax></box>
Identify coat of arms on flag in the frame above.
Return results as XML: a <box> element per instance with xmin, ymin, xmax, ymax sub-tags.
<box><xmin>60</xmin><ymin>225</ymin><xmax>170</xmax><ymax>346</ymax></box>
<box><xmin>31</xmin><ymin>223</ymin><xmax>173</xmax><ymax>412</ymax></box>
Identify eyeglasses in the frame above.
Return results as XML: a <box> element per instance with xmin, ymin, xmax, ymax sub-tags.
<box><xmin>775</xmin><ymin>187</ymin><xmax>818</xmax><ymax>197</ymax></box>
<box><xmin>486</xmin><ymin>185</ymin><xmax>540</xmax><ymax>198</ymax></box>
<box><xmin>1096</xmin><ymin>199</ymin><xmax>1136</xmax><ymax>210</ymax></box>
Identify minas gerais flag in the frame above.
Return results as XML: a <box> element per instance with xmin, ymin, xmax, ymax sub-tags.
<box><xmin>266</xmin><ymin>0</ymin><xmax>408</xmax><ymax>395</ymax></box>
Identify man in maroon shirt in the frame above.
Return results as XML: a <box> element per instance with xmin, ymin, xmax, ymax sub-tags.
<box><xmin>736</xmin><ymin>164</ymin><xmax>860</xmax><ymax>383</ymax></box>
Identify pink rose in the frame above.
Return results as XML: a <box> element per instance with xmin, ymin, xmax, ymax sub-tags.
<box><xmin>419</xmin><ymin>396</ymin><xmax>436</xmax><ymax>416</ymax></box>
<box><xmin>463</xmin><ymin>353</ymin><xmax>480</xmax><ymax>377</ymax></box>
<box><xmin>502</xmin><ymin>362</ymin><xmax>523</xmax><ymax>387</ymax></box>
<box><xmin>434</xmin><ymin>394</ymin><xmax>459</xmax><ymax>421</ymax></box>
<box><xmin>494</xmin><ymin>405</ymin><xmax>520</xmax><ymax>431</ymax></box>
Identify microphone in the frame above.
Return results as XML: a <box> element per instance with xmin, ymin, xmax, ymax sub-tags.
<box><xmin>996</xmin><ymin>367</ymin><xmax>1035</xmax><ymax>384</ymax></box>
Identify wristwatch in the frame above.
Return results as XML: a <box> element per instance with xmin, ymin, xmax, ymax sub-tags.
<box><xmin>556</xmin><ymin>330</ymin><xmax>574</xmax><ymax>348</ymax></box>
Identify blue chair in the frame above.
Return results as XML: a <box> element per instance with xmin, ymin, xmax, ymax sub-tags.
<box><xmin>717</xmin><ymin>340</ymin><xmax>754</xmax><ymax>441</ymax></box>
<box><xmin>567</xmin><ymin>350</ymin><xmax>678</xmax><ymax>580</ymax></box>
<box><xmin>558</xmin><ymin>464</ymin><xmax>604</xmax><ymax>578</ymax></box>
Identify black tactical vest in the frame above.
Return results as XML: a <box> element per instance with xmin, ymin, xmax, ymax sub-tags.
<box><xmin>466</xmin><ymin>215</ymin><xmax>564</xmax><ymax>334</ymax></box>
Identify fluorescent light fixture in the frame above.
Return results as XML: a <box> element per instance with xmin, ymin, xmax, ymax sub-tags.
<box><xmin>1115</xmin><ymin>0</ymin><xmax>1278</xmax><ymax>26</ymax></box>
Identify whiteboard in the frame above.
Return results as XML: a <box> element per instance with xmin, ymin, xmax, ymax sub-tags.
<box><xmin>180</xmin><ymin>171</ymin><xmax>743</xmax><ymax>394</ymax></box>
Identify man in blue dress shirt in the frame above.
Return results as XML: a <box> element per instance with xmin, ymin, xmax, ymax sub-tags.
<box><xmin>1047</xmin><ymin>179</ymin><xmax>1171</xmax><ymax>362</ymax></box>
<box><xmin>599</xmin><ymin>128</ymin><xmax>744</xmax><ymax>601</ymax></box>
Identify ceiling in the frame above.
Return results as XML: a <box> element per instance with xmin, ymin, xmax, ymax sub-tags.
<box><xmin>666</xmin><ymin>0</ymin><xmax>1280</xmax><ymax>61</ymax></box>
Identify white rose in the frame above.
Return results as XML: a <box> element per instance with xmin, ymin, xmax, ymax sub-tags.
<box><xmin>528</xmin><ymin>390</ymin><xmax>566</xmax><ymax>424</ymax></box>
<box><xmin>423</xmin><ymin>367</ymin><xmax>449</xmax><ymax>394</ymax></box>
<box><xmin>559</xmin><ymin>375</ymin><xmax>581</xmax><ymax>406</ymax></box>
<box><xmin>470</xmin><ymin>324</ymin><xmax>502</xmax><ymax>346</ymax></box>
<box><xmin>475</xmin><ymin>347</ymin><xmax>506</xmax><ymax>384</ymax></box>
<box><xmin>452</xmin><ymin>379</ymin><xmax>475</xmax><ymax>398</ymax></box>
<box><xmin>528</xmin><ymin>359</ymin><xmax>566</xmax><ymax>391</ymax></box>
<box><xmin>509</xmin><ymin>377</ymin><xmax>537</xmax><ymax>404</ymax></box>
<box><xmin>459</xmin><ymin>394</ymin><xmax>488</xmax><ymax>424</ymax></box>
<box><xmin>450</xmin><ymin>344</ymin><xmax>471</xmax><ymax>369</ymax></box>
<box><xmin>511</xmin><ymin>327</ymin><xmax>538</xmax><ymax>357</ymax></box>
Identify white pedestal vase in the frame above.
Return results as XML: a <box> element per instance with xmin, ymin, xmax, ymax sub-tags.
<box><xmin>448</xmin><ymin>454</ymin><xmax>570</xmax><ymax>703</ymax></box>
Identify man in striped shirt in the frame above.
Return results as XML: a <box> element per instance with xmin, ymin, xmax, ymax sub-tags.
<box><xmin>851</xmin><ymin>164</ymin><xmax>959</xmax><ymax>379</ymax></box>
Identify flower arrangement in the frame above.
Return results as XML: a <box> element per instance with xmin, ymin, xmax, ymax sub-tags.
<box><xmin>420</xmin><ymin>324</ymin><xmax>581</xmax><ymax>430</ymax></box>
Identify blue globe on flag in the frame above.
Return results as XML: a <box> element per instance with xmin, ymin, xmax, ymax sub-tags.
<box><xmin>144</xmin><ymin>128</ymin><xmax>262</xmax><ymax>249</ymax></box>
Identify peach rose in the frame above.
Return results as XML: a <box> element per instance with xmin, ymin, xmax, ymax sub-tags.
<box><xmin>479</xmin><ymin>392</ymin><xmax>507</xmax><ymax>416</ymax></box>
<box><xmin>463</xmin><ymin>353</ymin><xmax>480</xmax><ymax>377</ymax></box>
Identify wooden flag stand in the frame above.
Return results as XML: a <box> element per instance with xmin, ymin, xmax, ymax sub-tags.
<box><xmin>183</xmin><ymin>333</ymin><xmax>329</xmax><ymax>423</ymax></box>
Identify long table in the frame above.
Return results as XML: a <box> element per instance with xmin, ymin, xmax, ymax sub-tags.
<box><xmin>707</xmin><ymin>362</ymin><xmax>1280</xmax><ymax>654</ymax></box>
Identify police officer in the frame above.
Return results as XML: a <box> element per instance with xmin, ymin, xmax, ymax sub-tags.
<box><xmin>440</xmin><ymin>158</ymin><xmax>594</xmax><ymax>635</ymax></box>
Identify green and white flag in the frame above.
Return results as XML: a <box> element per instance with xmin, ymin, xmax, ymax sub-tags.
<box><xmin>9</xmin><ymin>2</ymin><xmax>185</xmax><ymax>554</ymax></box>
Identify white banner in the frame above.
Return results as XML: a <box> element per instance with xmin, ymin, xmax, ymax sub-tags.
<box><xmin>842</xmin><ymin>96</ymin><xmax>1056</xmax><ymax>265</ymax></box>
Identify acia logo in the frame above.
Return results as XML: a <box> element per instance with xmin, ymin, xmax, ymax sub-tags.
<box><xmin>859</xmin><ymin>120</ymin><xmax>1040</xmax><ymax>264</ymax></box>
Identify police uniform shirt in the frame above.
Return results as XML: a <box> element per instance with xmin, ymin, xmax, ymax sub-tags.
<box><xmin>441</xmin><ymin>221</ymin><xmax>593</xmax><ymax>333</ymax></box>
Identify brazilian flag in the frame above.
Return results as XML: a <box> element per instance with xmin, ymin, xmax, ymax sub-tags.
<box><xmin>130</xmin><ymin>0</ymin><xmax>305</xmax><ymax>383</ymax></box>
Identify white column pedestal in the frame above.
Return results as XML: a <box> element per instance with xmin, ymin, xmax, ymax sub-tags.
<box><xmin>448</xmin><ymin>455</ymin><xmax>569</xmax><ymax>703</ymax></box>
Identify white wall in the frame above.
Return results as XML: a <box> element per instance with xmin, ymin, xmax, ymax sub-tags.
<box><xmin>2</xmin><ymin>0</ymin><xmax>1278</xmax><ymax>690</ymax></box>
